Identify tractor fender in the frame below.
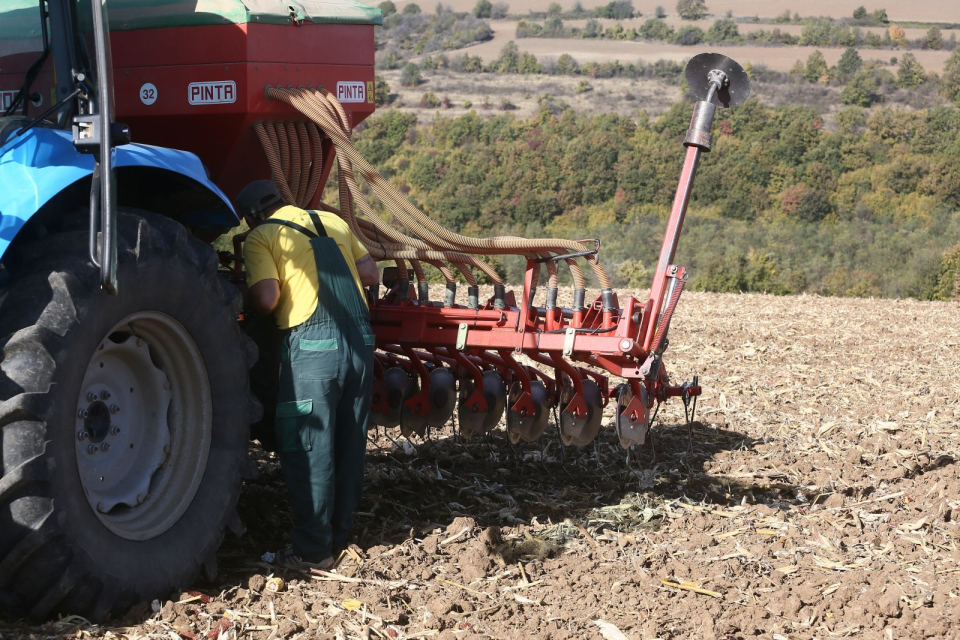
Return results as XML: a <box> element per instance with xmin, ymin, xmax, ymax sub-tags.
<box><xmin>0</xmin><ymin>127</ymin><xmax>238</xmax><ymax>261</ymax></box>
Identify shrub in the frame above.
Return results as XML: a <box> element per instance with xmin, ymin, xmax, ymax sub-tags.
<box><xmin>615</xmin><ymin>259</ymin><xmax>650</xmax><ymax>288</ymax></box>
<box><xmin>374</xmin><ymin>75</ymin><xmax>392</xmax><ymax>106</ymax></box>
<box><xmin>896</xmin><ymin>53</ymin><xmax>926</xmax><ymax>89</ymax></box>
<box><xmin>419</xmin><ymin>91</ymin><xmax>441</xmax><ymax>108</ymax></box>
<box><xmin>676</xmin><ymin>0</ymin><xmax>707</xmax><ymax>20</ymax></box>
<box><xmin>804</xmin><ymin>50</ymin><xmax>828</xmax><ymax>83</ymax></box>
<box><xmin>841</xmin><ymin>67</ymin><xmax>885</xmax><ymax>106</ymax></box>
<box><xmin>674</xmin><ymin>25</ymin><xmax>704</xmax><ymax>45</ymax></box>
<box><xmin>640</xmin><ymin>17</ymin><xmax>674</xmax><ymax>40</ymax></box>
<box><xmin>933</xmin><ymin>244</ymin><xmax>960</xmax><ymax>300</ymax></box>
<box><xmin>490</xmin><ymin>2</ymin><xmax>509</xmax><ymax>19</ymax></box>
<box><xmin>706</xmin><ymin>18</ymin><xmax>738</xmax><ymax>43</ymax></box>
<box><xmin>595</xmin><ymin>0</ymin><xmax>635</xmax><ymax>19</ymax></box>
<box><xmin>575</xmin><ymin>80</ymin><xmax>593</xmax><ymax>93</ymax></box>
<box><xmin>835</xmin><ymin>47</ymin><xmax>862</xmax><ymax>82</ymax></box>
<box><xmin>473</xmin><ymin>0</ymin><xmax>492</xmax><ymax>18</ymax></box>
<box><xmin>400</xmin><ymin>62</ymin><xmax>423</xmax><ymax>86</ymax></box>
<box><xmin>379</xmin><ymin>0</ymin><xmax>397</xmax><ymax>16</ymax></box>
<box><xmin>402</xmin><ymin>2</ymin><xmax>421</xmax><ymax>13</ymax></box>
<box><xmin>655</xmin><ymin>5</ymin><xmax>666</xmax><ymax>18</ymax></box>
<box><xmin>852</xmin><ymin>5</ymin><xmax>866</xmax><ymax>20</ymax></box>
<box><xmin>941</xmin><ymin>50</ymin><xmax>960</xmax><ymax>106</ymax></box>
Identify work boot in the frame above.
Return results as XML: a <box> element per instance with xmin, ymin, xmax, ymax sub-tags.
<box><xmin>273</xmin><ymin>546</ymin><xmax>336</xmax><ymax>571</ymax></box>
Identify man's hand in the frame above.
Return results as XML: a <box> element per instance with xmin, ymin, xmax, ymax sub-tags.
<box><xmin>355</xmin><ymin>254</ymin><xmax>380</xmax><ymax>288</ymax></box>
<box><xmin>249</xmin><ymin>279</ymin><xmax>281</xmax><ymax>315</ymax></box>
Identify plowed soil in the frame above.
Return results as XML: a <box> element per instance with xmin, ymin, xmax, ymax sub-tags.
<box><xmin>4</xmin><ymin>291</ymin><xmax>959</xmax><ymax>640</ymax></box>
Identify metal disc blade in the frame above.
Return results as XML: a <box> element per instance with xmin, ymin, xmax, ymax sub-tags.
<box><xmin>560</xmin><ymin>379</ymin><xmax>603</xmax><ymax>447</ymax></box>
<box><xmin>507</xmin><ymin>381</ymin><xmax>550</xmax><ymax>444</ymax></box>
<box><xmin>457</xmin><ymin>379</ymin><xmax>486</xmax><ymax>439</ymax></box>
<box><xmin>616</xmin><ymin>384</ymin><xmax>650</xmax><ymax>449</ymax></box>
<box><xmin>427</xmin><ymin>367</ymin><xmax>457</xmax><ymax>427</ymax></box>
<box><xmin>381</xmin><ymin>367</ymin><xmax>411</xmax><ymax>429</ymax></box>
<box><xmin>560</xmin><ymin>410</ymin><xmax>588</xmax><ymax>447</ymax></box>
<box><xmin>480</xmin><ymin>370</ymin><xmax>507</xmax><ymax>432</ymax></box>
<box><xmin>684</xmin><ymin>52</ymin><xmax>751</xmax><ymax>108</ymax></box>
<box><xmin>400</xmin><ymin>414</ymin><xmax>428</xmax><ymax>438</ymax></box>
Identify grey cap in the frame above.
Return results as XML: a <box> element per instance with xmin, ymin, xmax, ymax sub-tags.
<box><xmin>235</xmin><ymin>180</ymin><xmax>283</xmax><ymax>218</ymax></box>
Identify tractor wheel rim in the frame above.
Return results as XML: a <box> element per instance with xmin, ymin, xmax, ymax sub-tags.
<box><xmin>74</xmin><ymin>311</ymin><xmax>212</xmax><ymax>541</ymax></box>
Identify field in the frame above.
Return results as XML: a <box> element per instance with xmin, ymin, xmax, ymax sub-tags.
<box><xmin>6</xmin><ymin>290</ymin><xmax>958</xmax><ymax>639</ymax></box>
<box><xmin>440</xmin><ymin>24</ymin><xmax>957</xmax><ymax>73</ymax></box>
<box><xmin>395</xmin><ymin>0</ymin><xmax>960</xmax><ymax>23</ymax></box>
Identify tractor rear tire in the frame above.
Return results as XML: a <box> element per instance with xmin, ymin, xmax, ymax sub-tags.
<box><xmin>0</xmin><ymin>211</ymin><xmax>258</xmax><ymax>620</ymax></box>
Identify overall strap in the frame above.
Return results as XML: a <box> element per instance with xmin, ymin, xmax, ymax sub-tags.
<box><xmin>258</xmin><ymin>211</ymin><xmax>328</xmax><ymax>238</ymax></box>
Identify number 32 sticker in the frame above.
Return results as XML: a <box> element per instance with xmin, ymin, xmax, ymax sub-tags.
<box><xmin>140</xmin><ymin>83</ymin><xmax>158</xmax><ymax>105</ymax></box>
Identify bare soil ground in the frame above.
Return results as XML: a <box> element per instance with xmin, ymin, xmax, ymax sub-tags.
<box><xmin>395</xmin><ymin>0</ymin><xmax>960</xmax><ymax>24</ymax></box>
<box><xmin>5</xmin><ymin>290</ymin><xmax>958</xmax><ymax>639</ymax></box>
<box><xmin>444</xmin><ymin>28</ymin><xmax>956</xmax><ymax>74</ymax></box>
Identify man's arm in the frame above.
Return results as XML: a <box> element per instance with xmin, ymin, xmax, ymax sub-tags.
<box><xmin>355</xmin><ymin>254</ymin><xmax>380</xmax><ymax>287</ymax></box>
<box><xmin>249</xmin><ymin>279</ymin><xmax>281</xmax><ymax>315</ymax></box>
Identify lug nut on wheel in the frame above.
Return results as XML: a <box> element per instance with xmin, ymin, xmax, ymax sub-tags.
<box><xmin>78</xmin><ymin>408</ymin><xmax>88</xmax><ymax>419</ymax></box>
<box><xmin>87</xmin><ymin>444</ymin><xmax>99</xmax><ymax>454</ymax></box>
<box><xmin>87</xmin><ymin>392</ymin><xmax>97</xmax><ymax>402</ymax></box>
<box><xmin>102</xmin><ymin>442</ymin><xmax>111</xmax><ymax>452</ymax></box>
<box><xmin>78</xmin><ymin>430</ymin><xmax>88</xmax><ymax>441</ymax></box>
<box><xmin>110</xmin><ymin>425</ymin><xmax>121</xmax><ymax>435</ymax></box>
<box><xmin>101</xmin><ymin>390</ymin><xmax>110</xmax><ymax>400</ymax></box>
<box><xmin>110</xmin><ymin>404</ymin><xmax>120</xmax><ymax>414</ymax></box>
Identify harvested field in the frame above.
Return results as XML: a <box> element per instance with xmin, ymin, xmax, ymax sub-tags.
<box><xmin>556</xmin><ymin>18</ymin><xmax>960</xmax><ymax>42</ymax></box>
<box><xmin>396</xmin><ymin>0</ymin><xmax>960</xmax><ymax>23</ymax></box>
<box><xmin>444</xmin><ymin>28</ymin><xmax>956</xmax><ymax>73</ymax></box>
<box><xmin>5</xmin><ymin>290</ymin><xmax>958</xmax><ymax>639</ymax></box>
<box><xmin>380</xmin><ymin>69</ymin><xmax>684</xmax><ymax>121</ymax></box>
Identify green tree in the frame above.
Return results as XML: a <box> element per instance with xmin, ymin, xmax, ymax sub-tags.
<box><xmin>556</xmin><ymin>53</ymin><xmax>579</xmax><ymax>74</ymax></box>
<box><xmin>490</xmin><ymin>1</ymin><xmax>509</xmax><ymax>18</ymax></box>
<box><xmin>400</xmin><ymin>62</ymin><xmax>422</xmax><ymax>86</ymax></box>
<box><xmin>872</xmin><ymin>8</ymin><xmax>888</xmax><ymax>23</ymax></box>
<box><xmin>583</xmin><ymin>18</ymin><xmax>601</xmax><ymax>38</ymax></box>
<box><xmin>941</xmin><ymin>50</ymin><xmax>960</xmax><ymax>106</ymax></box>
<box><xmin>804</xmin><ymin>50</ymin><xmax>828</xmax><ymax>83</ymax></box>
<box><xmin>378</xmin><ymin>0</ymin><xmax>397</xmax><ymax>15</ymax></box>
<box><xmin>925</xmin><ymin>26</ymin><xmax>942</xmax><ymax>50</ymax></box>
<box><xmin>841</xmin><ymin>67</ymin><xmax>883</xmax><ymax>106</ymax></box>
<box><xmin>473</xmin><ymin>0</ymin><xmax>492</xmax><ymax>17</ymax></box>
<box><xmin>640</xmin><ymin>17</ymin><xmax>674</xmax><ymax>40</ymax></box>
<box><xmin>402</xmin><ymin>2</ymin><xmax>421</xmax><ymax>14</ymax></box>
<box><xmin>896</xmin><ymin>53</ymin><xmax>926</xmax><ymax>89</ymax></box>
<box><xmin>547</xmin><ymin>1</ymin><xmax>562</xmax><ymax>15</ymax></box>
<box><xmin>491</xmin><ymin>41</ymin><xmax>520</xmax><ymax>72</ymax></box>
<box><xmin>933</xmin><ymin>244</ymin><xmax>960</xmax><ymax>300</ymax></box>
<box><xmin>674</xmin><ymin>25</ymin><xmax>704</xmax><ymax>45</ymax></box>
<box><xmin>835</xmin><ymin>47</ymin><xmax>862</xmax><ymax>81</ymax></box>
<box><xmin>852</xmin><ymin>5</ymin><xmax>867</xmax><ymax>20</ymax></box>
<box><xmin>655</xmin><ymin>5</ymin><xmax>666</xmax><ymax>18</ymax></box>
<box><xmin>374</xmin><ymin>74</ymin><xmax>392</xmax><ymax>106</ymax></box>
<box><xmin>706</xmin><ymin>18</ymin><xmax>739</xmax><ymax>42</ymax></box>
<box><xmin>615</xmin><ymin>259</ymin><xmax>649</xmax><ymax>288</ymax></box>
<box><xmin>675</xmin><ymin>0</ymin><xmax>707</xmax><ymax>20</ymax></box>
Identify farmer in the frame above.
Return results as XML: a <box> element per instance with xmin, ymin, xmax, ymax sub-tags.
<box><xmin>237</xmin><ymin>180</ymin><xmax>380</xmax><ymax>569</ymax></box>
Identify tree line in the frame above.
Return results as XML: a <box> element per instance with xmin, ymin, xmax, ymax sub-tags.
<box><xmin>345</xmin><ymin>99</ymin><xmax>960</xmax><ymax>300</ymax></box>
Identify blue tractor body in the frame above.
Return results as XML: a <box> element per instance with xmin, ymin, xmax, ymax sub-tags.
<box><xmin>0</xmin><ymin>126</ymin><xmax>238</xmax><ymax>262</ymax></box>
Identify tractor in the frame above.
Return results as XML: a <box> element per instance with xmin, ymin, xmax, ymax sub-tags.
<box><xmin>0</xmin><ymin>0</ymin><xmax>748</xmax><ymax>621</ymax></box>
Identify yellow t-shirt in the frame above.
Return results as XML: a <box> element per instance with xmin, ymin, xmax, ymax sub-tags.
<box><xmin>244</xmin><ymin>206</ymin><xmax>369</xmax><ymax>329</ymax></box>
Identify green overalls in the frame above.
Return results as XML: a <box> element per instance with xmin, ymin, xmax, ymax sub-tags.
<box><xmin>262</xmin><ymin>211</ymin><xmax>375</xmax><ymax>561</ymax></box>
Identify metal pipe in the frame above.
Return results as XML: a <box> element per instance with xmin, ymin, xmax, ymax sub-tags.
<box><xmin>641</xmin><ymin>144</ymin><xmax>701</xmax><ymax>351</ymax></box>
